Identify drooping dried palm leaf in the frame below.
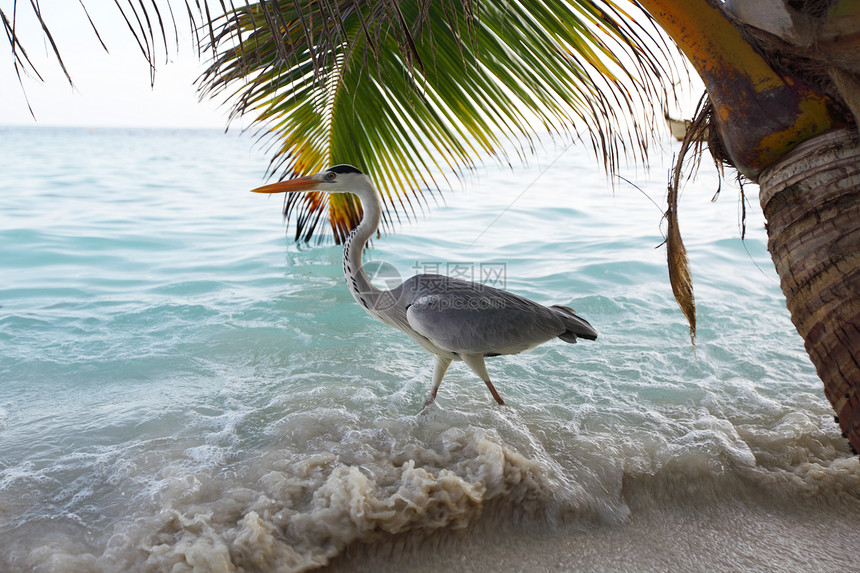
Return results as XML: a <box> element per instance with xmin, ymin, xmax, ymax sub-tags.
<box><xmin>666</xmin><ymin>175</ymin><xmax>696</xmax><ymax>349</ymax></box>
<box><xmin>665</xmin><ymin>94</ymin><xmax>715</xmax><ymax>349</ymax></box>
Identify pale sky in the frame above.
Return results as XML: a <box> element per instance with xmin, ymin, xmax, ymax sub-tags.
<box><xmin>1</xmin><ymin>4</ymin><xmax>228</xmax><ymax>129</ymax></box>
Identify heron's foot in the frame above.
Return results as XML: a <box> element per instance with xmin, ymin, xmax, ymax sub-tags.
<box><xmin>419</xmin><ymin>393</ymin><xmax>438</xmax><ymax>413</ymax></box>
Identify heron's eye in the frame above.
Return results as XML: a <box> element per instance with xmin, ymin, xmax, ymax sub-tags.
<box><xmin>326</xmin><ymin>172</ymin><xmax>336</xmax><ymax>181</ymax></box>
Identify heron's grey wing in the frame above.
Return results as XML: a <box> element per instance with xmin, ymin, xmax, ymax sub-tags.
<box><xmin>401</xmin><ymin>274</ymin><xmax>566</xmax><ymax>356</ymax></box>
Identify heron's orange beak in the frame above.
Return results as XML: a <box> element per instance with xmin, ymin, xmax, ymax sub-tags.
<box><xmin>250</xmin><ymin>175</ymin><xmax>320</xmax><ymax>194</ymax></box>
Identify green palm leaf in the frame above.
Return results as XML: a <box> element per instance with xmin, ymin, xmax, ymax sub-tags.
<box><xmin>199</xmin><ymin>0</ymin><xmax>675</xmax><ymax>242</ymax></box>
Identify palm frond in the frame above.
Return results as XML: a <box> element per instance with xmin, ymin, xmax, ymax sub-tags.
<box><xmin>199</xmin><ymin>0</ymin><xmax>678</xmax><ymax>242</ymax></box>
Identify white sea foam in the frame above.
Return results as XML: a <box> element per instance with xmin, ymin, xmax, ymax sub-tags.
<box><xmin>2</xmin><ymin>402</ymin><xmax>858</xmax><ymax>572</ymax></box>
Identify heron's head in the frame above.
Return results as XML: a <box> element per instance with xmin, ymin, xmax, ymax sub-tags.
<box><xmin>250</xmin><ymin>164</ymin><xmax>369</xmax><ymax>195</ymax></box>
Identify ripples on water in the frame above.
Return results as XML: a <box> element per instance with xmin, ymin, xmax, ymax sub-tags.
<box><xmin>0</xmin><ymin>127</ymin><xmax>858</xmax><ymax>571</ymax></box>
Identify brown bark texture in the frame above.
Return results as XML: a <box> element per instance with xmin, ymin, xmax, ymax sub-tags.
<box><xmin>758</xmin><ymin>128</ymin><xmax>860</xmax><ymax>453</ymax></box>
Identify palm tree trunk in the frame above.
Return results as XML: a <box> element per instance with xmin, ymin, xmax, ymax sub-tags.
<box><xmin>758</xmin><ymin>127</ymin><xmax>860</xmax><ymax>453</ymax></box>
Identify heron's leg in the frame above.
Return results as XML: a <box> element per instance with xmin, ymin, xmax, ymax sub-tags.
<box><xmin>423</xmin><ymin>355</ymin><xmax>452</xmax><ymax>408</ymax></box>
<box><xmin>461</xmin><ymin>354</ymin><xmax>505</xmax><ymax>405</ymax></box>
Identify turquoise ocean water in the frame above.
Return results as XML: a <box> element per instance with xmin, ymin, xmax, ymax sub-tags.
<box><xmin>1</xmin><ymin>126</ymin><xmax>858</xmax><ymax>571</ymax></box>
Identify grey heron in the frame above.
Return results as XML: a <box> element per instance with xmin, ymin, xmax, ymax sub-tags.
<box><xmin>252</xmin><ymin>164</ymin><xmax>597</xmax><ymax>407</ymax></box>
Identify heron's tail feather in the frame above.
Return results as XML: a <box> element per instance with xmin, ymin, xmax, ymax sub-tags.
<box><xmin>551</xmin><ymin>305</ymin><xmax>598</xmax><ymax>342</ymax></box>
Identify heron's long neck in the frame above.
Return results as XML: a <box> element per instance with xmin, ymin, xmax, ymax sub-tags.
<box><xmin>342</xmin><ymin>183</ymin><xmax>384</xmax><ymax>311</ymax></box>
